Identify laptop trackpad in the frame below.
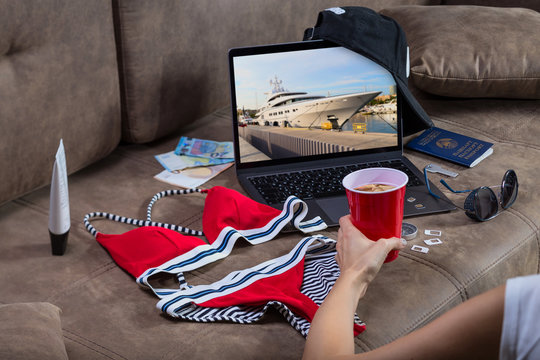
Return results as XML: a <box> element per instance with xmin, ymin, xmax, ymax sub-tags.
<box><xmin>315</xmin><ymin>197</ymin><xmax>350</xmax><ymax>225</ymax></box>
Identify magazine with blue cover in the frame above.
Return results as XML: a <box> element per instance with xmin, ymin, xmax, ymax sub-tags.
<box><xmin>406</xmin><ymin>127</ymin><xmax>493</xmax><ymax>167</ymax></box>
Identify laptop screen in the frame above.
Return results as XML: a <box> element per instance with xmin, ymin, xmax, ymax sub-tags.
<box><xmin>229</xmin><ymin>40</ymin><xmax>401</xmax><ymax>168</ymax></box>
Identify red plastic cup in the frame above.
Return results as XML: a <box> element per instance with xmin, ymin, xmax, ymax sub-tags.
<box><xmin>342</xmin><ymin>168</ymin><xmax>408</xmax><ymax>262</ymax></box>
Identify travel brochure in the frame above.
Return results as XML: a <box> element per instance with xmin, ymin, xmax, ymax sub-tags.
<box><xmin>154</xmin><ymin>137</ymin><xmax>234</xmax><ymax>188</ymax></box>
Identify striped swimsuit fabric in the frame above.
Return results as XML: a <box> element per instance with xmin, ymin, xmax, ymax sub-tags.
<box><xmin>84</xmin><ymin>187</ymin><xmax>365</xmax><ymax>336</ymax></box>
<box><xmin>146</xmin><ymin>234</ymin><xmax>366</xmax><ymax>337</ymax></box>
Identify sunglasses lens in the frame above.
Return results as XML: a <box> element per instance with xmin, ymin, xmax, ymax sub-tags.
<box><xmin>501</xmin><ymin>170</ymin><xmax>518</xmax><ymax>209</ymax></box>
<box><xmin>475</xmin><ymin>188</ymin><xmax>499</xmax><ymax>220</ymax></box>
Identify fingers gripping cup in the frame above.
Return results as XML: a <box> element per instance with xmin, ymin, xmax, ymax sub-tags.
<box><xmin>342</xmin><ymin>168</ymin><xmax>408</xmax><ymax>262</ymax></box>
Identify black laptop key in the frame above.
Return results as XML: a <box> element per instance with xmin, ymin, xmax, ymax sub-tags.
<box><xmin>247</xmin><ymin>159</ymin><xmax>422</xmax><ymax>205</ymax></box>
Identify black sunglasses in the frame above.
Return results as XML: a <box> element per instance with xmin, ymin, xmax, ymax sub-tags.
<box><xmin>424</xmin><ymin>168</ymin><xmax>518</xmax><ymax>222</ymax></box>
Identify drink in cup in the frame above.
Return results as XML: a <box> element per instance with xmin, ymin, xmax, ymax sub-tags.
<box><xmin>342</xmin><ymin>168</ymin><xmax>408</xmax><ymax>262</ymax></box>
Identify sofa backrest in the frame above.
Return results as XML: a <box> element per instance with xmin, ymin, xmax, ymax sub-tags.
<box><xmin>0</xmin><ymin>0</ymin><xmax>121</xmax><ymax>205</ymax></box>
<box><xmin>442</xmin><ymin>0</ymin><xmax>540</xmax><ymax>12</ymax></box>
<box><xmin>1</xmin><ymin>0</ymin><xmax>442</xmax><ymax>204</ymax></box>
<box><xmin>113</xmin><ymin>0</ymin><xmax>441</xmax><ymax>144</ymax></box>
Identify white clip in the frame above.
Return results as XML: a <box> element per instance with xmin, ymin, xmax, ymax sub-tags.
<box><xmin>425</xmin><ymin>230</ymin><xmax>442</xmax><ymax>236</ymax></box>
<box><xmin>424</xmin><ymin>238</ymin><xmax>443</xmax><ymax>246</ymax></box>
<box><xmin>411</xmin><ymin>245</ymin><xmax>429</xmax><ymax>254</ymax></box>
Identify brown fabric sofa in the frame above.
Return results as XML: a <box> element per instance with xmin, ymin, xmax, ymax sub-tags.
<box><xmin>0</xmin><ymin>0</ymin><xmax>538</xmax><ymax>359</ymax></box>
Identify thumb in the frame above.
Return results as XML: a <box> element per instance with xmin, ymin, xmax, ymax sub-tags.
<box><xmin>379</xmin><ymin>236</ymin><xmax>407</xmax><ymax>254</ymax></box>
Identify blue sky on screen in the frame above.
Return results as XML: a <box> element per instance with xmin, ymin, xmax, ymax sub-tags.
<box><xmin>233</xmin><ymin>46</ymin><xmax>395</xmax><ymax>110</ymax></box>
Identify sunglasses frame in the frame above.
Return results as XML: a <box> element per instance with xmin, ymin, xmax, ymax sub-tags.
<box><xmin>423</xmin><ymin>168</ymin><xmax>518</xmax><ymax>222</ymax></box>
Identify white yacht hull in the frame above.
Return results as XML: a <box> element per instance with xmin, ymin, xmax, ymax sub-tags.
<box><xmin>256</xmin><ymin>91</ymin><xmax>380</xmax><ymax>128</ymax></box>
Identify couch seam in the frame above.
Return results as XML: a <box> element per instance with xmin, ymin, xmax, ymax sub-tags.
<box><xmin>465</xmin><ymin>230</ymin><xmax>539</xmax><ymax>288</ymax></box>
<box><xmin>355</xmin><ymin>288</ymin><xmax>460</xmax><ymax>351</ymax></box>
<box><xmin>400</xmin><ymin>251</ymin><xmax>467</xmax><ymax>298</ymax></box>
<box><xmin>114</xmin><ymin>147</ymin><xmax>163</xmax><ymax>169</ymax></box>
<box><xmin>181</xmin><ymin>210</ymin><xmax>205</xmax><ymax>231</ymax></box>
<box><xmin>13</xmin><ymin>198</ymin><xmax>105</xmax><ymax>243</ymax></box>
<box><xmin>506</xmin><ymin>208</ymin><xmax>538</xmax><ymax>233</ymax></box>
<box><xmin>461</xmin><ymin>209</ymin><xmax>538</xmax><ymax>287</ymax></box>
<box><xmin>411</xmin><ymin>71</ymin><xmax>540</xmax><ymax>82</ymax></box>
<box><xmin>110</xmin><ymin>0</ymin><xmax>132</xmax><ymax>142</ymax></box>
<box><xmin>12</xmin><ymin>197</ymin><xmax>48</xmax><ymax>214</ymax></box>
<box><xmin>354</xmin><ymin>251</ymin><xmax>465</xmax><ymax>351</ymax></box>
<box><xmin>63</xmin><ymin>328</ymin><xmax>129</xmax><ymax>360</ymax></box>
<box><xmin>537</xmin><ymin>233</ymin><xmax>540</xmax><ymax>274</ymax></box>
<box><xmin>46</xmin><ymin>262</ymin><xmax>118</xmax><ymax>303</ymax></box>
<box><xmin>213</xmin><ymin>107</ymin><xmax>231</xmax><ymax>119</ymax></box>
<box><xmin>398</xmin><ymin>290</ymin><xmax>460</xmax><ymax>336</ymax></box>
<box><xmin>401</xmin><ymin>213</ymin><xmax>536</xmax><ymax>295</ymax></box>
<box><xmin>504</xmin><ymin>209</ymin><xmax>540</xmax><ymax>275</ymax></box>
<box><xmin>355</xmin><ymin>211</ymin><xmax>539</xmax><ymax>351</ymax></box>
<box><xmin>356</xmin><ymin>230</ymin><xmax>536</xmax><ymax>351</ymax></box>
<box><xmin>431</xmin><ymin>116</ymin><xmax>540</xmax><ymax>151</ymax></box>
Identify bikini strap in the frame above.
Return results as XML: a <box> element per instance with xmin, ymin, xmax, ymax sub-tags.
<box><xmin>145</xmin><ymin>188</ymin><xmax>206</xmax><ymax>222</ymax></box>
<box><xmin>83</xmin><ymin>211</ymin><xmax>204</xmax><ymax>237</ymax></box>
<box><xmin>155</xmin><ymin>235</ymin><xmax>330</xmax><ymax>316</ymax></box>
<box><xmin>136</xmin><ymin>195</ymin><xmax>328</xmax><ymax>298</ymax></box>
<box><xmin>83</xmin><ymin>188</ymin><xmax>206</xmax><ymax>238</ymax></box>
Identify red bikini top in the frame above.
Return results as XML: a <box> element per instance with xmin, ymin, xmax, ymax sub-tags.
<box><xmin>83</xmin><ymin>187</ymin><xmax>367</xmax><ymax>337</ymax></box>
<box><xmin>83</xmin><ymin>186</ymin><xmax>327</xmax><ymax>279</ymax></box>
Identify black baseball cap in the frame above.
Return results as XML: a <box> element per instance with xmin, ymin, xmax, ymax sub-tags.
<box><xmin>303</xmin><ymin>6</ymin><xmax>432</xmax><ymax>136</ymax></box>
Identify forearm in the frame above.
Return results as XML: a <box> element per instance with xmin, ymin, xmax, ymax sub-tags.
<box><xmin>304</xmin><ymin>275</ymin><xmax>505</xmax><ymax>360</ymax></box>
<box><xmin>346</xmin><ymin>284</ymin><xmax>505</xmax><ymax>360</ymax></box>
<box><xmin>304</xmin><ymin>217</ymin><xmax>406</xmax><ymax>360</ymax></box>
<box><xmin>368</xmin><ymin>283</ymin><xmax>505</xmax><ymax>360</ymax></box>
<box><xmin>303</xmin><ymin>273</ymin><xmax>368</xmax><ymax>360</ymax></box>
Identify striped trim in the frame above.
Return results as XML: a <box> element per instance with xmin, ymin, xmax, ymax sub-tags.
<box><xmin>153</xmin><ymin>236</ymin><xmax>366</xmax><ymax>337</ymax></box>
<box><xmin>83</xmin><ymin>189</ymin><xmax>326</xmax><ymax>240</ymax></box>
<box><xmin>156</xmin><ymin>235</ymin><xmax>325</xmax><ymax>315</ymax></box>
<box><xmin>83</xmin><ymin>211</ymin><xmax>203</xmax><ymax>237</ymax></box>
<box><xmin>136</xmin><ymin>196</ymin><xmax>327</xmax><ymax>297</ymax></box>
<box><xmin>83</xmin><ymin>188</ymin><xmax>206</xmax><ymax>238</ymax></box>
<box><xmin>146</xmin><ymin>189</ymin><xmax>203</xmax><ymax>221</ymax></box>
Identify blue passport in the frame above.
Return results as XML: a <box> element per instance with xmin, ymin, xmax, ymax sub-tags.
<box><xmin>406</xmin><ymin>127</ymin><xmax>493</xmax><ymax>167</ymax></box>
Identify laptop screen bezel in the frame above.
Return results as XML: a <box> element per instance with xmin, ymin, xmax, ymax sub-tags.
<box><xmin>228</xmin><ymin>40</ymin><xmax>403</xmax><ymax>171</ymax></box>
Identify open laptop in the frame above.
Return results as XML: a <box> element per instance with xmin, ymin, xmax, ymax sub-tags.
<box><xmin>228</xmin><ymin>40</ymin><xmax>455</xmax><ymax>226</ymax></box>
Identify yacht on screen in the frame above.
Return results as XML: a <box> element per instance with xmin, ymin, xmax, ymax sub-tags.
<box><xmin>255</xmin><ymin>76</ymin><xmax>380</xmax><ymax>129</ymax></box>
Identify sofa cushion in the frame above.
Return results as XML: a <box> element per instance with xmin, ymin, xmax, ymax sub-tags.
<box><xmin>0</xmin><ymin>0</ymin><xmax>121</xmax><ymax>205</ymax></box>
<box><xmin>442</xmin><ymin>0</ymin><xmax>540</xmax><ymax>12</ymax></box>
<box><xmin>381</xmin><ymin>6</ymin><xmax>540</xmax><ymax>99</ymax></box>
<box><xmin>113</xmin><ymin>0</ymin><xmax>441</xmax><ymax>144</ymax></box>
<box><xmin>0</xmin><ymin>302</ymin><xmax>68</xmax><ymax>360</ymax></box>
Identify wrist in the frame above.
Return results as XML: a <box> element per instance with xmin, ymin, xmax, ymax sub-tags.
<box><xmin>337</xmin><ymin>271</ymin><xmax>370</xmax><ymax>303</ymax></box>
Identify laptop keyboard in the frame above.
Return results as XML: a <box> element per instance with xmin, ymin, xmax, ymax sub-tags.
<box><xmin>248</xmin><ymin>159</ymin><xmax>423</xmax><ymax>205</ymax></box>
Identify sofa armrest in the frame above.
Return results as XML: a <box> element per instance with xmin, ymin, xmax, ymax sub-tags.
<box><xmin>0</xmin><ymin>302</ymin><xmax>68</xmax><ymax>360</ymax></box>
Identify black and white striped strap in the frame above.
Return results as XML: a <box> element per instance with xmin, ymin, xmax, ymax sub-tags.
<box><xmin>155</xmin><ymin>235</ymin><xmax>332</xmax><ymax>316</ymax></box>
<box><xmin>83</xmin><ymin>188</ymin><xmax>206</xmax><ymax>237</ymax></box>
<box><xmin>83</xmin><ymin>211</ymin><xmax>204</xmax><ymax>237</ymax></box>
<box><xmin>136</xmin><ymin>195</ymin><xmax>327</xmax><ymax>298</ymax></box>
<box><xmin>146</xmin><ymin>189</ymin><xmax>204</xmax><ymax>221</ymax></box>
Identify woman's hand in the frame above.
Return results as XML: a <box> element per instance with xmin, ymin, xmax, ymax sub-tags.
<box><xmin>336</xmin><ymin>215</ymin><xmax>406</xmax><ymax>293</ymax></box>
<box><xmin>303</xmin><ymin>215</ymin><xmax>406</xmax><ymax>360</ymax></box>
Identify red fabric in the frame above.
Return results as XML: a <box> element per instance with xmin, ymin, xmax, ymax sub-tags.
<box><xmin>202</xmin><ymin>186</ymin><xmax>281</xmax><ymax>243</ymax></box>
<box><xmin>92</xmin><ymin>187</ymin><xmax>363</xmax><ymax>335</ymax></box>
<box><xmin>96</xmin><ymin>227</ymin><xmax>206</xmax><ymax>278</ymax></box>
<box><xmin>198</xmin><ymin>257</ymin><xmax>366</xmax><ymax>336</ymax></box>
<box><xmin>94</xmin><ymin>187</ymin><xmax>283</xmax><ymax>278</ymax></box>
